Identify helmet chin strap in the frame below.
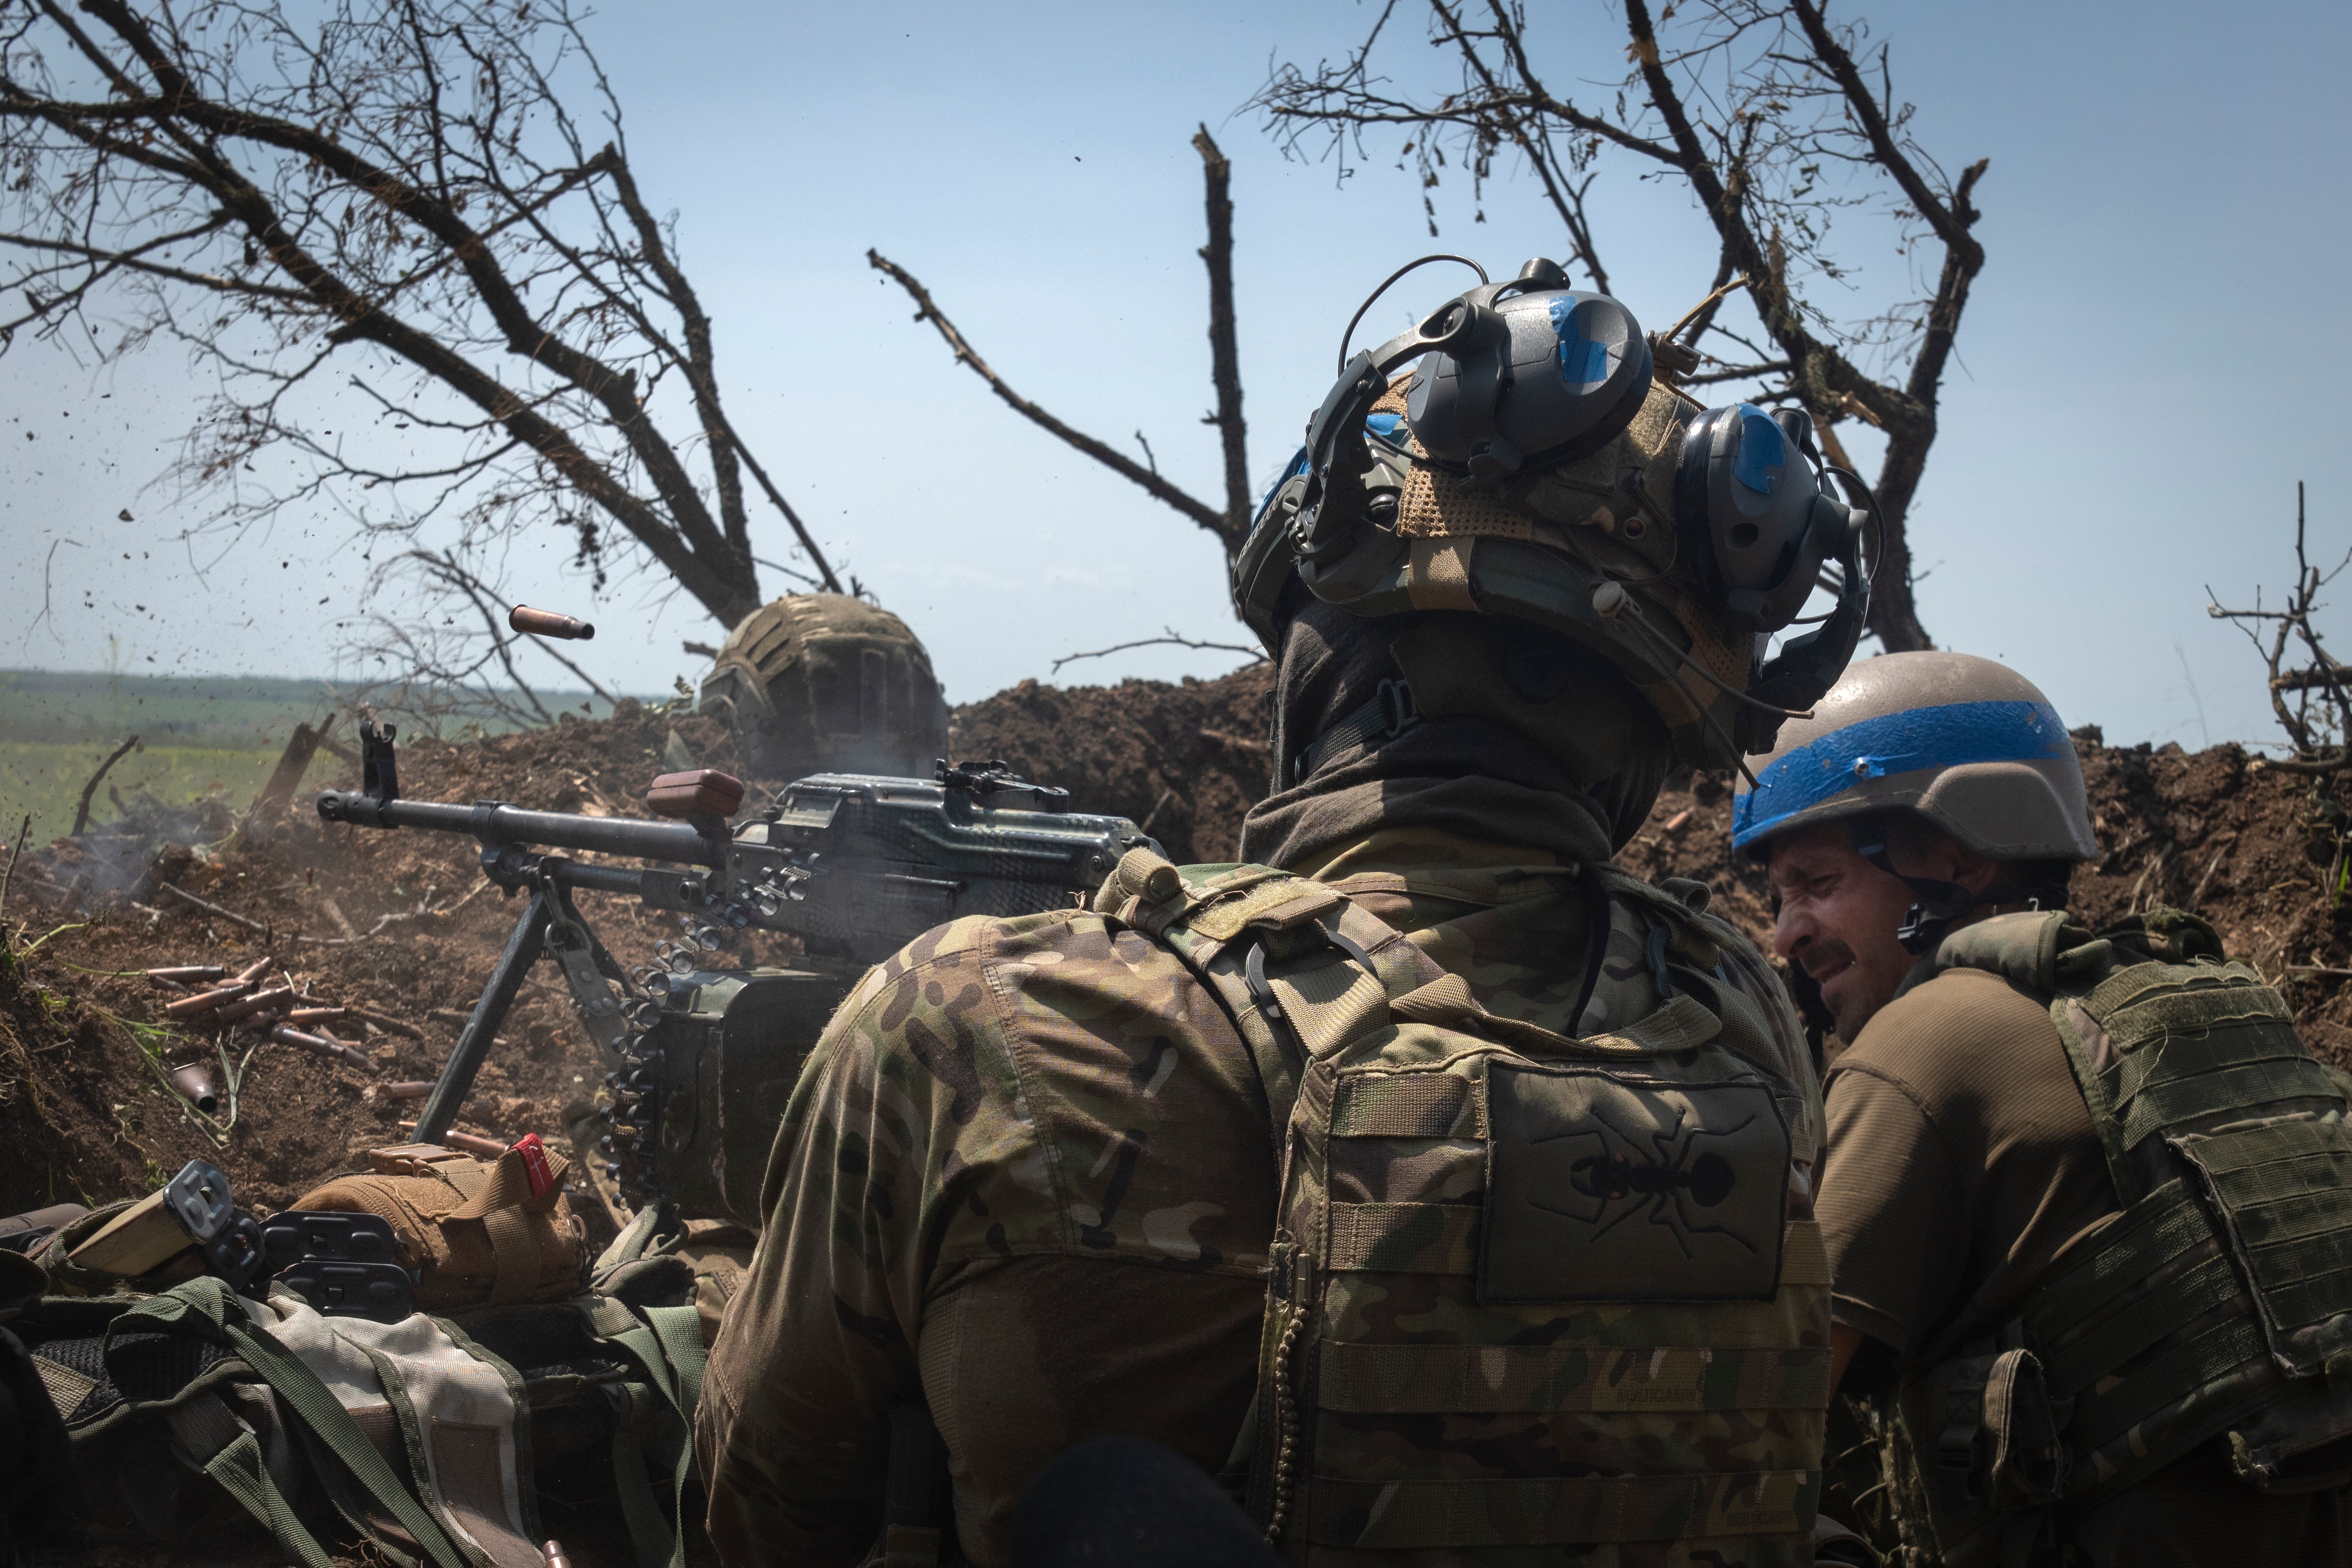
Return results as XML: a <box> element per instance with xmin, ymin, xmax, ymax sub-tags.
<box><xmin>1850</xmin><ymin>832</ymin><xmax>1978</xmax><ymax>957</ymax></box>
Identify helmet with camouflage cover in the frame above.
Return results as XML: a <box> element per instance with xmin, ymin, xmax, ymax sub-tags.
<box><xmin>1731</xmin><ymin>650</ymin><xmax>2099</xmax><ymax>863</ymax></box>
<box><xmin>1233</xmin><ymin>256</ymin><xmax>1875</xmax><ymax>775</ymax></box>
<box><xmin>697</xmin><ymin>593</ymin><xmax>949</xmax><ymax>781</ymax></box>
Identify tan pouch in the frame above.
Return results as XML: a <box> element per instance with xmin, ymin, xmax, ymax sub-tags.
<box><xmin>33</xmin><ymin>1200</ymin><xmax>207</xmax><ymax>1298</ymax></box>
<box><xmin>293</xmin><ymin>1143</ymin><xmax>585</xmax><ymax>1313</ymax></box>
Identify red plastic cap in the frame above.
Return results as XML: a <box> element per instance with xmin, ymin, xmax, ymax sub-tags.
<box><xmin>644</xmin><ymin>769</ymin><xmax>746</xmax><ymax>820</ymax></box>
<box><xmin>513</xmin><ymin>1132</ymin><xmax>555</xmax><ymax>1199</ymax></box>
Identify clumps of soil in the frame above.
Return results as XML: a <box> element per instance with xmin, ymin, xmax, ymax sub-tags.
<box><xmin>0</xmin><ymin>700</ymin><xmax>784</xmax><ymax>1217</ymax></box>
<box><xmin>10</xmin><ymin>670</ymin><xmax>2352</xmax><ymax>1223</ymax></box>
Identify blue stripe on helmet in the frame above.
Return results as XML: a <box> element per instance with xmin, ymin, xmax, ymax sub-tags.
<box><xmin>1730</xmin><ymin>699</ymin><xmax>2072</xmax><ymax>849</ymax></box>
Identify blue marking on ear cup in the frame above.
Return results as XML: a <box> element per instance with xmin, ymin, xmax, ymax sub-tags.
<box><xmin>1732</xmin><ymin>405</ymin><xmax>1785</xmax><ymax>494</ymax></box>
<box><xmin>1548</xmin><ymin>295</ymin><xmax>1613</xmax><ymax>388</ymax></box>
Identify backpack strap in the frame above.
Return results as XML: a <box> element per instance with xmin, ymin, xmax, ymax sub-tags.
<box><xmin>162</xmin><ymin>1389</ymin><xmax>337</xmax><ymax>1568</ymax></box>
<box><xmin>125</xmin><ymin>1278</ymin><xmax>472</xmax><ymax>1568</ymax></box>
<box><xmin>579</xmin><ymin>1293</ymin><xmax>705</xmax><ymax>1568</ymax></box>
<box><xmin>1100</xmin><ymin>851</ymin><xmax>1757</xmax><ymax>1155</ymax></box>
<box><xmin>1097</xmin><ymin>849</ymin><xmax>1436</xmax><ymax>1145</ymax></box>
<box><xmin>642</xmin><ymin>1301</ymin><xmax>707</xmax><ymax>1418</ymax></box>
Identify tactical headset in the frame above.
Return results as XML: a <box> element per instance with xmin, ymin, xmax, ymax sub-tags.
<box><xmin>1232</xmin><ymin>256</ymin><xmax>1875</xmax><ymax>771</ymax></box>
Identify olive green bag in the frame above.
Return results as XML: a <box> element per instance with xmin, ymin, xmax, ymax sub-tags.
<box><xmin>14</xmin><ymin>1242</ymin><xmax>708</xmax><ymax>1568</ymax></box>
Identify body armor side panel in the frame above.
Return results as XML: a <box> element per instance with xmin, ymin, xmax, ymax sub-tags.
<box><xmin>1880</xmin><ymin>910</ymin><xmax>2352</xmax><ymax>1561</ymax></box>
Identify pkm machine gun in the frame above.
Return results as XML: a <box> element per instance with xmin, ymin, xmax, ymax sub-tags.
<box><xmin>317</xmin><ymin>723</ymin><xmax>1158</xmax><ymax>1221</ymax></box>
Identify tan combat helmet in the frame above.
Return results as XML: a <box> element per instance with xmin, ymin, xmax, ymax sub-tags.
<box><xmin>697</xmin><ymin>593</ymin><xmax>949</xmax><ymax>781</ymax></box>
<box><xmin>1732</xmin><ymin>650</ymin><xmax>2099</xmax><ymax>862</ymax></box>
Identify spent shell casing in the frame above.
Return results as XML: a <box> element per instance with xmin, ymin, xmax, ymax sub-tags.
<box><xmin>381</xmin><ymin>1081</ymin><xmax>435</xmax><ymax>1100</ymax></box>
<box><xmin>508</xmin><ymin>605</ymin><xmax>595</xmax><ymax>641</ymax></box>
<box><xmin>146</xmin><ymin>966</ymin><xmax>226</xmax><ymax>986</ymax></box>
<box><xmin>315</xmin><ymin>1029</ymin><xmax>374</xmax><ymax>1067</ymax></box>
<box><xmin>215</xmin><ymin>986</ymin><xmax>295</xmax><ymax>1023</ymax></box>
<box><xmin>162</xmin><ymin>982</ymin><xmax>250</xmax><ymax>1018</ymax></box>
<box><xmin>399</xmin><ymin>1121</ymin><xmax>508</xmax><ymax>1159</ymax></box>
<box><xmin>230</xmin><ymin>956</ymin><xmax>276</xmax><ymax>988</ymax></box>
<box><xmin>283</xmin><ymin>1006</ymin><xmax>349</xmax><ymax>1024</ymax></box>
<box><xmin>167</xmin><ymin>1062</ymin><xmax>220</xmax><ymax>1115</ymax></box>
<box><xmin>271</xmin><ymin>1025</ymin><xmax>372</xmax><ymax>1069</ymax></box>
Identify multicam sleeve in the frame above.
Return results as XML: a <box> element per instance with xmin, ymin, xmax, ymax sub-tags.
<box><xmin>694</xmin><ymin>940</ymin><xmax>966</xmax><ymax>1566</ymax></box>
<box><xmin>1694</xmin><ymin>904</ymin><xmax>1826</xmax><ymax>1159</ymax></box>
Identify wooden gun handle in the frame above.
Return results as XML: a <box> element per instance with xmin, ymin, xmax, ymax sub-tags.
<box><xmin>645</xmin><ymin>769</ymin><xmax>746</xmax><ymax>821</ymax></box>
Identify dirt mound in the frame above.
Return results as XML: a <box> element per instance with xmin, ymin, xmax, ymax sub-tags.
<box><xmin>0</xmin><ymin>700</ymin><xmax>778</xmax><ymax>1217</ymax></box>
<box><xmin>946</xmin><ymin>666</ymin><xmax>1273</xmax><ymax>864</ymax></box>
<box><xmin>9</xmin><ymin>671</ymin><xmax>2352</xmax><ymax>1227</ymax></box>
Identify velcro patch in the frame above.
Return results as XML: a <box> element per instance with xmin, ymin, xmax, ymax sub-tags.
<box><xmin>1187</xmin><ymin>878</ymin><xmax>1342</xmax><ymax>942</ymax></box>
<box><xmin>1480</xmin><ymin>1064</ymin><xmax>1788</xmax><ymax>1303</ymax></box>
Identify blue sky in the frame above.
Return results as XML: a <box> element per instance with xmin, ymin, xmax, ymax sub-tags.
<box><xmin>2</xmin><ymin>0</ymin><xmax>2347</xmax><ymax>754</ymax></box>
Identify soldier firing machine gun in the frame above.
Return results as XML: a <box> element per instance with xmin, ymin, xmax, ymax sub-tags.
<box><xmin>317</xmin><ymin>721</ymin><xmax>1158</xmax><ymax>1223</ymax></box>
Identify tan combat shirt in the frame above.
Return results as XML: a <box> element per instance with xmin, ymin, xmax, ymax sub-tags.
<box><xmin>1819</xmin><ymin>962</ymin><xmax>2350</xmax><ymax>1563</ymax></box>
<box><xmin>696</xmin><ymin>828</ymin><xmax>1667</xmax><ymax>1567</ymax></box>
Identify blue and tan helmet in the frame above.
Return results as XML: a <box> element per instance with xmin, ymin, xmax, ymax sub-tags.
<box><xmin>1731</xmin><ymin>651</ymin><xmax>2099</xmax><ymax>861</ymax></box>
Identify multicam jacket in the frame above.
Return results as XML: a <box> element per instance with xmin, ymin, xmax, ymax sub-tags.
<box><xmin>694</xmin><ymin>827</ymin><xmax>1826</xmax><ymax>1567</ymax></box>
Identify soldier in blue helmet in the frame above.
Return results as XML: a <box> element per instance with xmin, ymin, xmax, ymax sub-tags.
<box><xmin>1738</xmin><ymin>650</ymin><xmax>2352</xmax><ymax>1566</ymax></box>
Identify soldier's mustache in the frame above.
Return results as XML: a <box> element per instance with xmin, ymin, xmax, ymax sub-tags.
<box><xmin>1800</xmin><ymin>938</ymin><xmax>1858</xmax><ymax>981</ymax></box>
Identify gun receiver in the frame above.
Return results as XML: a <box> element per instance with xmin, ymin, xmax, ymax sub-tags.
<box><xmin>316</xmin><ymin>722</ymin><xmax>1156</xmax><ymax>1221</ymax></box>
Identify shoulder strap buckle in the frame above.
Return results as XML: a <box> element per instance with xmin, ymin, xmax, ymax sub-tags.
<box><xmin>1242</xmin><ymin>926</ymin><xmax>1383</xmax><ymax>1063</ymax></box>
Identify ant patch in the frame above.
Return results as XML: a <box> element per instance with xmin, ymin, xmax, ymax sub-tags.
<box><xmin>1479</xmin><ymin>1063</ymin><xmax>1788</xmax><ymax>1303</ymax></box>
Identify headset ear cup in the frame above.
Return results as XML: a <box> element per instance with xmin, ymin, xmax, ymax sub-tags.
<box><xmin>1674</xmin><ymin>406</ymin><xmax>1731</xmax><ymax>602</ymax></box>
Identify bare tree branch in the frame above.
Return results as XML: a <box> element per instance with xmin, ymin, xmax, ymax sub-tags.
<box><xmin>1052</xmin><ymin>628</ymin><xmax>1266</xmax><ymax>675</ymax></box>
<box><xmin>867</xmin><ymin>248</ymin><xmax>1238</xmax><ymax>551</ymax></box>
<box><xmin>2211</xmin><ymin>483</ymin><xmax>2352</xmax><ymax>772</ymax></box>
<box><xmin>0</xmin><ymin>0</ymin><xmax>839</xmax><ymax>640</ymax></box>
<box><xmin>70</xmin><ymin>735</ymin><xmax>141</xmax><ymax>836</ymax></box>
<box><xmin>1193</xmin><ymin>126</ymin><xmax>1251</xmax><ymax>539</ymax></box>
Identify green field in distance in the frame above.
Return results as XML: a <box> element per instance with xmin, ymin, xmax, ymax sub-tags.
<box><xmin>0</xmin><ymin>669</ymin><xmax>612</xmax><ymax>847</ymax></box>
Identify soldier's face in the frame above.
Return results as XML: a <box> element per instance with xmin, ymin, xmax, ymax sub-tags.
<box><xmin>1766</xmin><ymin>825</ymin><xmax>1921</xmax><ymax>1041</ymax></box>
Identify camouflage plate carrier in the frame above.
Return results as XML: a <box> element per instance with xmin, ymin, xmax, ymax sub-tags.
<box><xmin>1093</xmin><ymin>849</ymin><xmax>1833</xmax><ymax>1565</ymax></box>
<box><xmin>1866</xmin><ymin>907</ymin><xmax>2352</xmax><ymax>1566</ymax></box>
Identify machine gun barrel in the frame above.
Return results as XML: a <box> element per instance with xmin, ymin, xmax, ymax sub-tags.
<box><xmin>315</xmin><ymin>724</ymin><xmax>1164</xmax><ymax>1200</ymax></box>
<box><xmin>315</xmin><ymin>792</ymin><xmax>716</xmax><ymax>866</ymax></box>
